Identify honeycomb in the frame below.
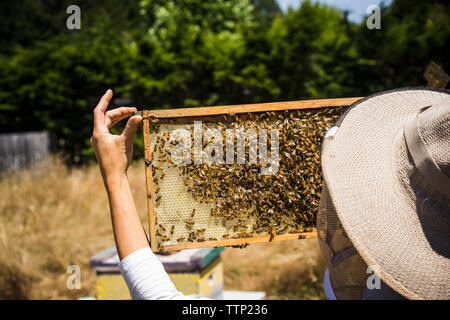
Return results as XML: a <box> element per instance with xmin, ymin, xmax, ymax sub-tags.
<box><xmin>147</xmin><ymin>107</ymin><xmax>345</xmax><ymax>250</ymax></box>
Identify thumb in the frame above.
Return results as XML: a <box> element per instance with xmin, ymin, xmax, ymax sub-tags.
<box><xmin>122</xmin><ymin>115</ymin><xmax>142</xmax><ymax>143</ymax></box>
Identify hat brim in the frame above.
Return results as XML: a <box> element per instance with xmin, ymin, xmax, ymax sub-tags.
<box><xmin>321</xmin><ymin>87</ymin><xmax>450</xmax><ymax>300</ymax></box>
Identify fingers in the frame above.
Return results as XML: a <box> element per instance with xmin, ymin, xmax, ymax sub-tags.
<box><xmin>122</xmin><ymin>115</ymin><xmax>142</xmax><ymax>144</ymax></box>
<box><xmin>105</xmin><ymin>107</ymin><xmax>137</xmax><ymax>129</ymax></box>
<box><xmin>93</xmin><ymin>89</ymin><xmax>113</xmax><ymax>135</ymax></box>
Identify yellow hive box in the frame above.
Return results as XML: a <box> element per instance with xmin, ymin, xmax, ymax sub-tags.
<box><xmin>90</xmin><ymin>246</ymin><xmax>224</xmax><ymax>300</ymax></box>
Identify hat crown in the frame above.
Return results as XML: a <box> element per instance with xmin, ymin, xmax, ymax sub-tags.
<box><xmin>418</xmin><ymin>102</ymin><xmax>450</xmax><ymax>176</ymax></box>
<box><xmin>402</xmin><ymin>102</ymin><xmax>450</xmax><ymax>201</ymax></box>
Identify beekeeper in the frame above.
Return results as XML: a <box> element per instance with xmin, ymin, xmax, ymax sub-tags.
<box><xmin>91</xmin><ymin>87</ymin><xmax>449</xmax><ymax>300</ymax></box>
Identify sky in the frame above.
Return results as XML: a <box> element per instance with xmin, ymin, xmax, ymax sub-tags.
<box><xmin>276</xmin><ymin>0</ymin><xmax>393</xmax><ymax>23</ymax></box>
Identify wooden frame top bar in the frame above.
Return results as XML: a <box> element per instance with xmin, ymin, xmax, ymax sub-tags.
<box><xmin>142</xmin><ymin>97</ymin><xmax>362</xmax><ymax>119</ymax></box>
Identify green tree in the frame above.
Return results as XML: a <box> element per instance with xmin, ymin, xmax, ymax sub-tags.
<box><xmin>355</xmin><ymin>0</ymin><xmax>450</xmax><ymax>94</ymax></box>
<box><xmin>261</xmin><ymin>1</ymin><xmax>361</xmax><ymax>100</ymax></box>
<box><xmin>0</xmin><ymin>0</ymin><xmax>143</xmax><ymax>55</ymax></box>
<box><xmin>0</xmin><ymin>1</ymin><xmax>146</xmax><ymax>163</ymax></box>
<box><xmin>131</xmin><ymin>0</ymin><xmax>274</xmax><ymax>108</ymax></box>
<box><xmin>1</xmin><ymin>0</ymin><xmax>448</xmax><ymax>165</ymax></box>
<box><xmin>250</xmin><ymin>0</ymin><xmax>282</xmax><ymax>29</ymax></box>
<box><xmin>0</xmin><ymin>30</ymin><xmax>136</xmax><ymax>163</ymax></box>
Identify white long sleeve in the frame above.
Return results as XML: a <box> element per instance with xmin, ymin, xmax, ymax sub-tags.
<box><xmin>118</xmin><ymin>247</ymin><xmax>209</xmax><ymax>300</ymax></box>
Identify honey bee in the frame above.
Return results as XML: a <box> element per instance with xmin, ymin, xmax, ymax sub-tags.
<box><xmin>185</xmin><ymin>219</ymin><xmax>194</xmax><ymax>230</ymax></box>
<box><xmin>188</xmin><ymin>232</ymin><xmax>196</xmax><ymax>242</ymax></box>
<box><xmin>170</xmin><ymin>225</ymin><xmax>175</xmax><ymax>234</ymax></box>
<box><xmin>277</xmin><ymin>226</ymin><xmax>287</xmax><ymax>234</ymax></box>
<box><xmin>158</xmin><ymin>232</ymin><xmax>167</xmax><ymax>238</ymax></box>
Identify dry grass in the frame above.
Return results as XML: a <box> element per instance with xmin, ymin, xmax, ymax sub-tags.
<box><xmin>222</xmin><ymin>240</ymin><xmax>326</xmax><ymax>300</ymax></box>
<box><xmin>0</xmin><ymin>156</ymin><xmax>149</xmax><ymax>299</ymax></box>
<box><xmin>0</xmin><ymin>156</ymin><xmax>325</xmax><ymax>299</ymax></box>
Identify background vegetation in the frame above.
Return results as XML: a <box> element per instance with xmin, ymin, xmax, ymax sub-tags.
<box><xmin>0</xmin><ymin>157</ymin><xmax>325</xmax><ymax>299</ymax></box>
<box><xmin>0</xmin><ymin>0</ymin><xmax>448</xmax><ymax>163</ymax></box>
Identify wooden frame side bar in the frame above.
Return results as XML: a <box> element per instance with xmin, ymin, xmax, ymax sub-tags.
<box><xmin>142</xmin><ymin>97</ymin><xmax>362</xmax><ymax>119</ymax></box>
<box><xmin>143</xmin><ymin>118</ymin><xmax>158</xmax><ymax>251</ymax></box>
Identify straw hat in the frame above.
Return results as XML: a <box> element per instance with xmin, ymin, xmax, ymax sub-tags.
<box><xmin>321</xmin><ymin>87</ymin><xmax>450</xmax><ymax>300</ymax></box>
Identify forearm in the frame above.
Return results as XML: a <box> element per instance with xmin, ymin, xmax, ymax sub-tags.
<box><xmin>105</xmin><ymin>174</ymin><xmax>149</xmax><ymax>260</ymax></box>
<box><xmin>91</xmin><ymin>90</ymin><xmax>199</xmax><ymax>299</ymax></box>
<box><xmin>105</xmin><ymin>175</ymin><xmax>192</xmax><ymax>300</ymax></box>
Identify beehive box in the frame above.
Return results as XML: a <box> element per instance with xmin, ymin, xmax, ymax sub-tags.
<box><xmin>142</xmin><ymin>97</ymin><xmax>361</xmax><ymax>252</ymax></box>
<box><xmin>90</xmin><ymin>246</ymin><xmax>225</xmax><ymax>300</ymax></box>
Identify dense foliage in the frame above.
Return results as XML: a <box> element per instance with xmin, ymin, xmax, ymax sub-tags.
<box><xmin>0</xmin><ymin>0</ymin><xmax>448</xmax><ymax>163</ymax></box>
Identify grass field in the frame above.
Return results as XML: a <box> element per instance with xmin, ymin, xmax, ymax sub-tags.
<box><xmin>0</xmin><ymin>157</ymin><xmax>326</xmax><ymax>300</ymax></box>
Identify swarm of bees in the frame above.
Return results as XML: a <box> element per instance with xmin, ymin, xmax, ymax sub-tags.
<box><xmin>149</xmin><ymin>107</ymin><xmax>344</xmax><ymax>250</ymax></box>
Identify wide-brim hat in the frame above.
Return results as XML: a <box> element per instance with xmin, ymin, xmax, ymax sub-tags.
<box><xmin>320</xmin><ymin>87</ymin><xmax>450</xmax><ymax>299</ymax></box>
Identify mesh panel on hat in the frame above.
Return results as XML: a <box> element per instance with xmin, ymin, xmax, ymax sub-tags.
<box><xmin>317</xmin><ymin>181</ymin><xmax>369</xmax><ymax>300</ymax></box>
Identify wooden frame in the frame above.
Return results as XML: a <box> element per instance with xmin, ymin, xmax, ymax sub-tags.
<box><xmin>142</xmin><ymin>97</ymin><xmax>362</xmax><ymax>252</ymax></box>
